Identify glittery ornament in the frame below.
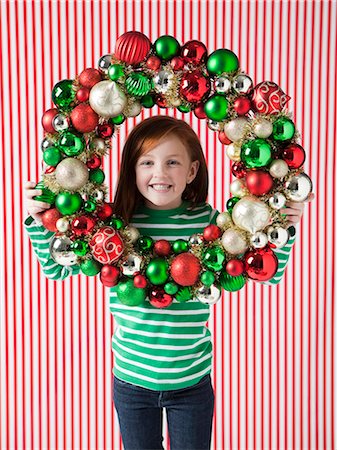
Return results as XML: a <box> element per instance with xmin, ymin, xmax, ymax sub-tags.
<box><xmin>55</xmin><ymin>158</ymin><xmax>89</xmax><ymax>190</ymax></box>
<box><xmin>170</xmin><ymin>253</ymin><xmax>201</xmax><ymax>286</ymax></box>
<box><xmin>79</xmin><ymin>68</ymin><xmax>102</xmax><ymax>88</ymax></box>
<box><xmin>269</xmin><ymin>160</ymin><xmax>289</xmax><ymax>178</ymax></box>
<box><xmin>80</xmin><ymin>259</ymin><xmax>102</xmax><ymax>276</ymax></box>
<box><xmin>149</xmin><ymin>288</ymin><xmax>173</xmax><ymax>308</ymax></box>
<box><xmin>221</xmin><ymin>228</ymin><xmax>248</xmax><ymax>255</ymax></box>
<box><xmin>41</xmin><ymin>208</ymin><xmax>62</xmax><ymax>232</ymax></box>
<box><xmin>224</xmin><ymin>117</ymin><xmax>248</xmax><ymax>142</ymax></box>
<box><xmin>116</xmin><ymin>279</ymin><xmax>146</xmax><ymax>306</ymax></box>
<box><xmin>253</xmin><ymin>119</ymin><xmax>273</xmax><ymax>138</ymax></box>
<box><xmin>216</xmin><ymin>212</ymin><xmax>232</xmax><ymax>229</ymax></box>
<box><xmin>154</xmin><ymin>239</ymin><xmax>172</xmax><ymax>256</ymax></box>
<box><xmin>70</xmin><ymin>103</ymin><xmax>99</xmax><ymax>133</ymax></box>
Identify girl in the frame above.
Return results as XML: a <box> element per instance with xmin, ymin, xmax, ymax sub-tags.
<box><xmin>24</xmin><ymin>115</ymin><xmax>313</xmax><ymax>450</ymax></box>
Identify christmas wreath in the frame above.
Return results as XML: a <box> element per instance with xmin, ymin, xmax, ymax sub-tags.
<box><xmin>34</xmin><ymin>31</ymin><xmax>312</xmax><ymax>307</ymax></box>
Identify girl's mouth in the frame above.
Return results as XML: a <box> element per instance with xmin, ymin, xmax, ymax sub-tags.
<box><xmin>149</xmin><ymin>184</ymin><xmax>172</xmax><ymax>192</ymax></box>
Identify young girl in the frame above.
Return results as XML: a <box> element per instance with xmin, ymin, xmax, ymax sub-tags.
<box><xmin>24</xmin><ymin>115</ymin><xmax>312</xmax><ymax>450</ymax></box>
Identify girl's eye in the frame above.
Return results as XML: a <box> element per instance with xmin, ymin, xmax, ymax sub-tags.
<box><xmin>168</xmin><ymin>160</ymin><xmax>179</xmax><ymax>165</ymax></box>
<box><xmin>140</xmin><ymin>161</ymin><xmax>153</xmax><ymax>166</ymax></box>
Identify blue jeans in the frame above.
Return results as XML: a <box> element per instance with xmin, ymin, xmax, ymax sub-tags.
<box><xmin>113</xmin><ymin>373</ymin><xmax>215</xmax><ymax>450</ymax></box>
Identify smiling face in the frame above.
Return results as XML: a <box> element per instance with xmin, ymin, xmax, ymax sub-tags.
<box><xmin>135</xmin><ymin>134</ymin><xmax>200</xmax><ymax>210</ymax></box>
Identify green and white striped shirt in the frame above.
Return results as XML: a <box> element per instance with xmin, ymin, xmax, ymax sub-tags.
<box><xmin>24</xmin><ymin>200</ymin><xmax>295</xmax><ymax>391</ymax></box>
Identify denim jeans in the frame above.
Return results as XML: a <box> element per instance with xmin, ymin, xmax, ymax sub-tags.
<box><xmin>112</xmin><ymin>373</ymin><xmax>215</xmax><ymax>450</ymax></box>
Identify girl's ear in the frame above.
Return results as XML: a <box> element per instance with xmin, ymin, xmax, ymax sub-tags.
<box><xmin>187</xmin><ymin>160</ymin><xmax>200</xmax><ymax>184</ymax></box>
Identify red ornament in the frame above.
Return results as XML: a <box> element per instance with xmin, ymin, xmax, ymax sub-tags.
<box><xmin>45</xmin><ymin>166</ymin><xmax>56</xmax><ymax>174</ymax></box>
<box><xmin>115</xmin><ymin>31</ymin><xmax>151</xmax><ymax>65</ymax></box>
<box><xmin>170</xmin><ymin>56</ymin><xmax>185</xmax><ymax>71</ymax></box>
<box><xmin>70</xmin><ymin>104</ymin><xmax>99</xmax><ymax>133</ymax></box>
<box><xmin>251</xmin><ymin>81</ymin><xmax>291</xmax><ymax>114</ymax></box>
<box><xmin>41</xmin><ymin>108</ymin><xmax>58</xmax><ymax>133</ymax></box>
<box><xmin>234</xmin><ymin>96</ymin><xmax>251</xmax><ymax>115</ymax></box>
<box><xmin>87</xmin><ymin>155</ymin><xmax>101</xmax><ymax>169</ymax></box>
<box><xmin>154</xmin><ymin>239</ymin><xmax>171</xmax><ymax>257</ymax></box>
<box><xmin>226</xmin><ymin>259</ymin><xmax>245</xmax><ymax>276</ymax></box>
<box><xmin>149</xmin><ymin>288</ymin><xmax>173</xmax><ymax>308</ymax></box>
<box><xmin>179</xmin><ymin>70</ymin><xmax>211</xmax><ymax>103</ymax></box>
<box><xmin>246</xmin><ymin>170</ymin><xmax>274</xmax><ymax>195</ymax></box>
<box><xmin>155</xmin><ymin>94</ymin><xmax>168</xmax><ymax>108</ymax></box>
<box><xmin>193</xmin><ymin>103</ymin><xmax>207</xmax><ymax>119</ymax></box>
<box><xmin>71</xmin><ymin>215</ymin><xmax>96</xmax><ymax>236</ymax></box>
<box><xmin>218</xmin><ymin>131</ymin><xmax>232</xmax><ymax>145</ymax></box>
<box><xmin>90</xmin><ymin>226</ymin><xmax>124</xmax><ymax>264</ymax></box>
<box><xmin>100</xmin><ymin>265</ymin><xmax>120</xmax><ymax>287</ymax></box>
<box><xmin>41</xmin><ymin>208</ymin><xmax>62</xmax><ymax>232</ymax></box>
<box><xmin>134</xmin><ymin>274</ymin><xmax>147</xmax><ymax>289</ymax></box>
<box><xmin>96</xmin><ymin>203</ymin><xmax>114</xmax><ymax>220</ymax></box>
<box><xmin>244</xmin><ymin>247</ymin><xmax>278</xmax><ymax>281</ymax></box>
<box><xmin>97</xmin><ymin>123</ymin><xmax>114</xmax><ymax>138</ymax></box>
<box><xmin>78</xmin><ymin>68</ymin><xmax>102</xmax><ymax>89</ymax></box>
<box><xmin>181</xmin><ymin>40</ymin><xmax>207</xmax><ymax>65</ymax></box>
<box><xmin>145</xmin><ymin>55</ymin><xmax>161</xmax><ymax>71</ymax></box>
<box><xmin>76</xmin><ymin>87</ymin><xmax>90</xmax><ymax>102</ymax></box>
<box><xmin>203</xmin><ymin>224</ymin><xmax>222</xmax><ymax>241</ymax></box>
<box><xmin>170</xmin><ymin>253</ymin><xmax>201</xmax><ymax>286</ymax></box>
<box><xmin>231</xmin><ymin>161</ymin><xmax>247</xmax><ymax>179</ymax></box>
<box><xmin>282</xmin><ymin>144</ymin><xmax>306</xmax><ymax>169</ymax></box>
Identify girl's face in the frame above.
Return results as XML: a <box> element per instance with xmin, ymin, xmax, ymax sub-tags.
<box><xmin>135</xmin><ymin>134</ymin><xmax>200</xmax><ymax>210</ymax></box>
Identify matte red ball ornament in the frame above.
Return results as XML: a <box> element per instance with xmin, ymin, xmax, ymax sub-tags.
<box><xmin>193</xmin><ymin>103</ymin><xmax>207</xmax><ymax>119</ymax></box>
<box><xmin>79</xmin><ymin>68</ymin><xmax>102</xmax><ymax>89</ymax></box>
<box><xmin>246</xmin><ymin>170</ymin><xmax>274</xmax><ymax>195</ymax></box>
<box><xmin>170</xmin><ymin>56</ymin><xmax>185</xmax><ymax>71</ymax></box>
<box><xmin>76</xmin><ymin>87</ymin><xmax>90</xmax><ymax>102</ymax></box>
<box><xmin>244</xmin><ymin>247</ymin><xmax>278</xmax><ymax>281</ymax></box>
<box><xmin>115</xmin><ymin>31</ymin><xmax>151</xmax><ymax>65</ymax></box>
<box><xmin>100</xmin><ymin>265</ymin><xmax>120</xmax><ymax>287</ymax></box>
<box><xmin>234</xmin><ymin>96</ymin><xmax>251</xmax><ymax>115</ymax></box>
<box><xmin>97</xmin><ymin>123</ymin><xmax>114</xmax><ymax>138</ymax></box>
<box><xmin>145</xmin><ymin>55</ymin><xmax>161</xmax><ymax>70</ymax></box>
<box><xmin>203</xmin><ymin>224</ymin><xmax>222</xmax><ymax>241</ymax></box>
<box><xmin>42</xmin><ymin>108</ymin><xmax>58</xmax><ymax>133</ymax></box>
<box><xmin>87</xmin><ymin>155</ymin><xmax>101</xmax><ymax>169</ymax></box>
<box><xmin>71</xmin><ymin>215</ymin><xmax>96</xmax><ymax>236</ymax></box>
<box><xmin>251</xmin><ymin>81</ymin><xmax>291</xmax><ymax>114</ymax></box>
<box><xmin>70</xmin><ymin>104</ymin><xmax>99</xmax><ymax>133</ymax></box>
<box><xmin>96</xmin><ymin>203</ymin><xmax>113</xmax><ymax>220</ymax></box>
<box><xmin>134</xmin><ymin>274</ymin><xmax>147</xmax><ymax>289</ymax></box>
<box><xmin>218</xmin><ymin>131</ymin><xmax>232</xmax><ymax>145</ymax></box>
<box><xmin>149</xmin><ymin>288</ymin><xmax>173</xmax><ymax>308</ymax></box>
<box><xmin>181</xmin><ymin>40</ymin><xmax>208</xmax><ymax>65</ymax></box>
<box><xmin>170</xmin><ymin>253</ymin><xmax>201</xmax><ymax>286</ymax></box>
<box><xmin>226</xmin><ymin>259</ymin><xmax>245</xmax><ymax>276</ymax></box>
<box><xmin>90</xmin><ymin>226</ymin><xmax>124</xmax><ymax>264</ymax></box>
<box><xmin>154</xmin><ymin>240</ymin><xmax>171</xmax><ymax>257</ymax></box>
<box><xmin>41</xmin><ymin>208</ymin><xmax>62</xmax><ymax>232</ymax></box>
<box><xmin>231</xmin><ymin>161</ymin><xmax>247</xmax><ymax>179</ymax></box>
<box><xmin>282</xmin><ymin>143</ymin><xmax>306</xmax><ymax>169</ymax></box>
<box><xmin>179</xmin><ymin>70</ymin><xmax>211</xmax><ymax>103</ymax></box>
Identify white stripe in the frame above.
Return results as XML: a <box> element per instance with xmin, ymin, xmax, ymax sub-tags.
<box><xmin>112</xmin><ymin>311</ymin><xmax>207</xmax><ymax>328</ymax></box>
<box><xmin>118</xmin><ymin>324</ymin><xmax>207</xmax><ymax>339</ymax></box>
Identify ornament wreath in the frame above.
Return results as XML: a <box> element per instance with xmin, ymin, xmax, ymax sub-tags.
<box><xmin>34</xmin><ymin>31</ymin><xmax>312</xmax><ymax>307</ymax></box>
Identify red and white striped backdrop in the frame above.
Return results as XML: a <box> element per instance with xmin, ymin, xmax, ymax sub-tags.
<box><xmin>0</xmin><ymin>1</ymin><xmax>335</xmax><ymax>449</ymax></box>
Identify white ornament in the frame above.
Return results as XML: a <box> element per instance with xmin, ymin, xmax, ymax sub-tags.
<box><xmin>232</xmin><ymin>196</ymin><xmax>271</xmax><ymax>233</ymax></box>
<box><xmin>56</xmin><ymin>218</ymin><xmax>69</xmax><ymax>233</ymax></box>
<box><xmin>230</xmin><ymin>179</ymin><xmax>247</xmax><ymax>197</ymax></box>
<box><xmin>269</xmin><ymin>159</ymin><xmax>289</xmax><ymax>178</ymax></box>
<box><xmin>124</xmin><ymin>226</ymin><xmax>140</xmax><ymax>243</ymax></box>
<box><xmin>224</xmin><ymin>117</ymin><xmax>249</xmax><ymax>142</ymax></box>
<box><xmin>225</xmin><ymin>143</ymin><xmax>241</xmax><ymax>161</ymax></box>
<box><xmin>221</xmin><ymin>228</ymin><xmax>248</xmax><ymax>254</ymax></box>
<box><xmin>55</xmin><ymin>158</ymin><xmax>89</xmax><ymax>190</ymax></box>
<box><xmin>89</xmin><ymin>80</ymin><xmax>127</xmax><ymax>118</ymax></box>
<box><xmin>253</xmin><ymin>119</ymin><xmax>273</xmax><ymax>138</ymax></box>
<box><xmin>126</xmin><ymin>100</ymin><xmax>142</xmax><ymax>117</ymax></box>
<box><xmin>216</xmin><ymin>212</ymin><xmax>232</xmax><ymax>229</ymax></box>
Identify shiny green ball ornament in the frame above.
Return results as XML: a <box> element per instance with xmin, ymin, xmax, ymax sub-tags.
<box><xmin>125</xmin><ymin>72</ymin><xmax>153</xmax><ymax>97</ymax></box>
<box><xmin>177</xmin><ymin>104</ymin><xmax>191</xmax><ymax>113</ymax></box>
<box><xmin>43</xmin><ymin>147</ymin><xmax>62</xmax><ymax>166</ymax></box>
<box><xmin>146</xmin><ymin>258</ymin><xmax>169</xmax><ymax>285</ymax></box>
<box><xmin>164</xmin><ymin>282</ymin><xmax>179</xmax><ymax>295</ymax></box>
<box><xmin>110</xmin><ymin>114</ymin><xmax>125</xmax><ymax>125</ymax></box>
<box><xmin>55</xmin><ymin>192</ymin><xmax>82</xmax><ymax>215</ymax></box>
<box><xmin>219</xmin><ymin>271</ymin><xmax>246</xmax><ymax>291</ymax></box>
<box><xmin>272</xmin><ymin>117</ymin><xmax>295</xmax><ymax>142</ymax></box>
<box><xmin>108</xmin><ymin>217</ymin><xmax>124</xmax><ymax>230</ymax></box>
<box><xmin>204</xmin><ymin>94</ymin><xmax>228</xmax><ymax>121</ymax></box>
<box><xmin>240</xmin><ymin>138</ymin><xmax>272</xmax><ymax>168</ymax></box>
<box><xmin>80</xmin><ymin>259</ymin><xmax>101</xmax><ymax>276</ymax></box>
<box><xmin>33</xmin><ymin>181</ymin><xmax>57</xmax><ymax>204</ymax></box>
<box><xmin>175</xmin><ymin>286</ymin><xmax>192</xmax><ymax>302</ymax></box>
<box><xmin>172</xmin><ymin>239</ymin><xmax>189</xmax><ymax>254</ymax></box>
<box><xmin>154</xmin><ymin>35</ymin><xmax>180</xmax><ymax>60</ymax></box>
<box><xmin>200</xmin><ymin>271</ymin><xmax>215</xmax><ymax>287</ymax></box>
<box><xmin>84</xmin><ymin>200</ymin><xmax>96</xmax><ymax>212</ymax></box>
<box><xmin>108</xmin><ymin>64</ymin><xmax>125</xmax><ymax>81</ymax></box>
<box><xmin>71</xmin><ymin>240</ymin><xmax>89</xmax><ymax>256</ymax></box>
<box><xmin>202</xmin><ymin>246</ymin><xmax>226</xmax><ymax>271</ymax></box>
<box><xmin>141</xmin><ymin>95</ymin><xmax>155</xmax><ymax>108</ymax></box>
<box><xmin>89</xmin><ymin>168</ymin><xmax>105</xmax><ymax>184</ymax></box>
<box><xmin>116</xmin><ymin>279</ymin><xmax>146</xmax><ymax>306</ymax></box>
<box><xmin>136</xmin><ymin>236</ymin><xmax>154</xmax><ymax>254</ymax></box>
<box><xmin>51</xmin><ymin>79</ymin><xmax>75</xmax><ymax>110</ymax></box>
<box><xmin>58</xmin><ymin>132</ymin><xmax>85</xmax><ymax>156</ymax></box>
<box><xmin>206</xmin><ymin>49</ymin><xmax>239</xmax><ymax>75</ymax></box>
<box><xmin>226</xmin><ymin>196</ymin><xmax>241</xmax><ymax>214</ymax></box>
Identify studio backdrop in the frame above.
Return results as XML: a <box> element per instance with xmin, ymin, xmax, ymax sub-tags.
<box><xmin>0</xmin><ymin>1</ymin><xmax>336</xmax><ymax>449</ymax></box>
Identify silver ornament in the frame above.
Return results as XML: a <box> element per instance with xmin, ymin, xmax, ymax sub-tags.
<box><xmin>189</xmin><ymin>234</ymin><xmax>204</xmax><ymax>245</ymax></box>
<box><xmin>52</xmin><ymin>114</ymin><xmax>70</xmax><ymax>132</ymax></box>
<box><xmin>214</xmin><ymin>76</ymin><xmax>231</xmax><ymax>93</ymax></box>
<box><xmin>225</xmin><ymin>143</ymin><xmax>241</xmax><ymax>161</ymax></box>
<box><xmin>216</xmin><ymin>212</ymin><xmax>232</xmax><ymax>229</ymax></box>
<box><xmin>269</xmin><ymin>192</ymin><xmax>287</xmax><ymax>210</ymax></box>
<box><xmin>250</xmin><ymin>231</ymin><xmax>268</xmax><ymax>248</ymax></box>
<box><xmin>121</xmin><ymin>254</ymin><xmax>142</xmax><ymax>276</ymax></box>
<box><xmin>50</xmin><ymin>234</ymin><xmax>77</xmax><ymax>266</ymax></box>
<box><xmin>126</xmin><ymin>100</ymin><xmax>142</xmax><ymax>117</ymax></box>
<box><xmin>91</xmin><ymin>189</ymin><xmax>104</xmax><ymax>202</ymax></box>
<box><xmin>232</xmin><ymin>74</ymin><xmax>253</xmax><ymax>94</ymax></box>
<box><xmin>41</xmin><ymin>137</ymin><xmax>55</xmax><ymax>151</ymax></box>
<box><xmin>224</xmin><ymin>117</ymin><xmax>249</xmax><ymax>142</ymax></box>
<box><xmin>207</xmin><ymin>120</ymin><xmax>222</xmax><ymax>131</ymax></box>
<box><xmin>124</xmin><ymin>226</ymin><xmax>140</xmax><ymax>243</ymax></box>
<box><xmin>221</xmin><ymin>228</ymin><xmax>248</xmax><ymax>254</ymax></box>
<box><xmin>196</xmin><ymin>284</ymin><xmax>221</xmax><ymax>305</ymax></box>
<box><xmin>153</xmin><ymin>70</ymin><xmax>174</xmax><ymax>93</ymax></box>
<box><xmin>55</xmin><ymin>158</ymin><xmax>89</xmax><ymax>190</ymax></box>
<box><xmin>284</xmin><ymin>173</ymin><xmax>313</xmax><ymax>202</ymax></box>
<box><xmin>98</xmin><ymin>54</ymin><xmax>113</xmax><ymax>73</ymax></box>
<box><xmin>253</xmin><ymin>119</ymin><xmax>273</xmax><ymax>138</ymax></box>
<box><xmin>56</xmin><ymin>217</ymin><xmax>70</xmax><ymax>233</ymax></box>
<box><xmin>232</xmin><ymin>196</ymin><xmax>271</xmax><ymax>233</ymax></box>
<box><xmin>89</xmin><ymin>80</ymin><xmax>127</xmax><ymax>118</ymax></box>
<box><xmin>90</xmin><ymin>137</ymin><xmax>106</xmax><ymax>152</ymax></box>
<box><xmin>230</xmin><ymin>179</ymin><xmax>247</xmax><ymax>197</ymax></box>
<box><xmin>269</xmin><ymin>159</ymin><xmax>289</xmax><ymax>178</ymax></box>
<box><xmin>267</xmin><ymin>226</ymin><xmax>289</xmax><ymax>248</ymax></box>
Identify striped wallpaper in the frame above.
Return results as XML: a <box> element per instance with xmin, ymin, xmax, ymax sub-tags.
<box><xmin>0</xmin><ymin>0</ymin><xmax>335</xmax><ymax>449</ymax></box>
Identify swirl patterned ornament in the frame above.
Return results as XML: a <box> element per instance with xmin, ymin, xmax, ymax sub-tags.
<box><xmin>33</xmin><ymin>31</ymin><xmax>313</xmax><ymax>307</ymax></box>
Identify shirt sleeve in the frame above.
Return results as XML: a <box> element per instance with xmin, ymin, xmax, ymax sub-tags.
<box><xmin>23</xmin><ymin>215</ymin><xmax>81</xmax><ymax>280</ymax></box>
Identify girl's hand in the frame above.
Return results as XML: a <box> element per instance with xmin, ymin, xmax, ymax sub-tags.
<box><xmin>24</xmin><ymin>181</ymin><xmax>51</xmax><ymax>224</ymax></box>
<box><xmin>280</xmin><ymin>192</ymin><xmax>315</xmax><ymax>227</ymax></box>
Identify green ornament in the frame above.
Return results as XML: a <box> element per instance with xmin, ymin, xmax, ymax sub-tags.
<box><xmin>200</xmin><ymin>271</ymin><xmax>215</xmax><ymax>287</ymax></box>
<box><xmin>89</xmin><ymin>168</ymin><xmax>105</xmax><ymax>184</ymax></box>
<box><xmin>108</xmin><ymin>217</ymin><xmax>124</xmax><ymax>230</ymax></box>
<box><xmin>177</xmin><ymin>104</ymin><xmax>191</xmax><ymax>113</ymax></box>
<box><xmin>125</xmin><ymin>73</ymin><xmax>153</xmax><ymax>97</ymax></box>
<box><xmin>136</xmin><ymin>236</ymin><xmax>154</xmax><ymax>254</ymax></box>
<box><xmin>240</xmin><ymin>138</ymin><xmax>272</xmax><ymax>168</ymax></box>
<box><xmin>204</xmin><ymin>94</ymin><xmax>228</xmax><ymax>121</ymax></box>
<box><xmin>175</xmin><ymin>286</ymin><xmax>192</xmax><ymax>302</ymax></box>
<box><xmin>154</xmin><ymin>35</ymin><xmax>180</xmax><ymax>60</ymax></box>
<box><xmin>202</xmin><ymin>246</ymin><xmax>226</xmax><ymax>271</ymax></box>
<box><xmin>84</xmin><ymin>200</ymin><xmax>96</xmax><ymax>212</ymax></box>
<box><xmin>110</xmin><ymin>115</ymin><xmax>125</xmax><ymax>125</ymax></box>
<box><xmin>116</xmin><ymin>279</ymin><xmax>146</xmax><ymax>306</ymax></box>
<box><xmin>206</xmin><ymin>49</ymin><xmax>239</xmax><ymax>75</ymax></box>
<box><xmin>43</xmin><ymin>146</ymin><xmax>62</xmax><ymax>166</ymax></box>
<box><xmin>58</xmin><ymin>132</ymin><xmax>85</xmax><ymax>157</ymax></box>
<box><xmin>272</xmin><ymin>117</ymin><xmax>295</xmax><ymax>141</ymax></box>
<box><xmin>71</xmin><ymin>240</ymin><xmax>89</xmax><ymax>256</ymax></box>
<box><xmin>172</xmin><ymin>239</ymin><xmax>189</xmax><ymax>254</ymax></box>
<box><xmin>51</xmin><ymin>79</ymin><xmax>75</xmax><ymax>110</ymax></box>
<box><xmin>80</xmin><ymin>259</ymin><xmax>101</xmax><ymax>276</ymax></box>
<box><xmin>55</xmin><ymin>192</ymin><xmax>82</xmax><ymax>215</ymax></box>
<box><xmin>219</xmin><ymin>271</ymin><xmax>246</xmax><ymax>291</ymax></box>
<box><xmin>141</xmin><ymin>95</ymin><xmax>155</xmax><ymax>108</ymax></box>
<box><xmin>164</xmin><ymin>282</ymin><xmax>179</xmax><ymax>295</ymax></box>
<box><xmin>108</xmin><ymin>64</ymin><xmax>125</xmax><ymax>81</ymax></box>
<box><xmin>226</xmin><ymin>197</ymin><xmax>241</xmax><ymax>214</ymax></box>
<box><xmin>146</xmin><ymin>258</ymin><xmax>169</xmax><ymax>285</ymax></box>
<box><xmin>33</xmin><ymin>181</ymin><xmax>56</xmax><ymax>204</ymax></box>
